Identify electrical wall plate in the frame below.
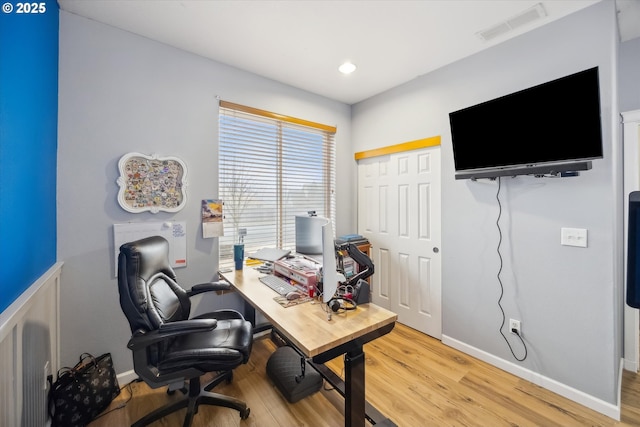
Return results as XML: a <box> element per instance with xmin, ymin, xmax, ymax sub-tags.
<box><xmin>561</xmin><ymin>227</ymin><xmax>588</xmax><ymax>248</ymax></box>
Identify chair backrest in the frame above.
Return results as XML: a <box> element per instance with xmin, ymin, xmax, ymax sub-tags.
<box><xmin>118</xmin><ymin>236</ymin><xmax>192</xmax><ymax>335</ymax></box>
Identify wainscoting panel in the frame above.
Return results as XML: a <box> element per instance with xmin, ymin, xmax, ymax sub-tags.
<box><xmin>0</xmin><ymin>262</ymin><xmax>62</xmax><ymax>427</ymax></box>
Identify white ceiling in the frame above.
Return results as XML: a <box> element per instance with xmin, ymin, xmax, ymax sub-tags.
<box><xmin>57</xmin><ymin>0</ymin><xmax>640</xmax><ymax>105</ymax></box>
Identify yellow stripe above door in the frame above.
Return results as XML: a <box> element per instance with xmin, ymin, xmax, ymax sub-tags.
<box><xmin>354</xmin><ymin>136</ymin><xmax>441</xmax><ymax>160</ymax></box>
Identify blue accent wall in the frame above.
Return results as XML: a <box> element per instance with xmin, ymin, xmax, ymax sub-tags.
<box><xmin>0</xmin><ymin>0</ymin><xmax>58</xmax><ymax>313</ymax></box>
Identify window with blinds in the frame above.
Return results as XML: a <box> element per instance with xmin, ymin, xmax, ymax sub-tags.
<box><xmin>218</xmin><ymin>101</ymin><xmax>336</xmax><ymax>268</ymax></box>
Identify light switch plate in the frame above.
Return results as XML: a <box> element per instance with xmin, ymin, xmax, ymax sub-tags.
<box><xmin>561</xmin><ymin>227</ymin><xmax>588</xmax><ymax>247</ymax></box>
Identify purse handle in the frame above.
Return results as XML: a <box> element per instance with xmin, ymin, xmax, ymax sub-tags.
<box><xmin>54</xmin><ymin>352</ymin><xmax>98</xmax><ymax>380</ymax></box>
<box><xmin>79</xmin><ymin>352</ymin><xmax>97</xmax><ymax>367</ymax></box>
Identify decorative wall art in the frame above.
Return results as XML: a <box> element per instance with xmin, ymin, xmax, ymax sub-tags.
<box><xmin>117</xmin><ymin>152</ymin><xmax>188</xmax><ymax>213</ymax></box>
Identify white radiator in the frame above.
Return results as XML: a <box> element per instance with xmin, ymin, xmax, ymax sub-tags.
<box><xmin>0</xmin><ymin>263</ymin><xmax>62</xmax><ymax>427</ymax></box>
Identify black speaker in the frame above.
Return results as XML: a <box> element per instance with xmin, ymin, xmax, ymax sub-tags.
<box><xmin>353</xmin><ymin>279</ymin><xmax>370</xmax><ymax>304</ymax></box>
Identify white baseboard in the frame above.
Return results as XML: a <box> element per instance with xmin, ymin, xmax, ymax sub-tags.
<box><xmin>624</xmin><ymin>357</ymin><xmax>638</xmax><ymax>372</ymax></box>
<box><xmin>441</xmin><ymin>334</ymin><xmax>621</xmax><ymax>421</ymax></box>
<box><xmin>117</xmin><ymin>369</ymin><xmax>139</xmax><ymax>387</ymax></box>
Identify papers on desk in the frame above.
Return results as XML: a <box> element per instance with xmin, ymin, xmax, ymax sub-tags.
<box><xmin>248</xmin><ymin>247</ymin><xmax>291</xmax><ymax>262</ymax></box>
<box><xmin>273</xmin><ymin>294</ymin><xmax>313</xmax><ymax>308</ymax></box>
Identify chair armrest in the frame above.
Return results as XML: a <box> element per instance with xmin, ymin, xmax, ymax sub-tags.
<box><xmin>127</xmin><ymin>319</ymin><xmax>217</xmax><ymax>351</ymax></box>
<box><xmin>159</xmin><ymin>318</ymin><xmax>217</xmax><ymax>332</ymax></box>
<box><xmin>128</xmin><ymin>319</ymin><xmax>219</xmax><ymax>388</ymax></box>
<box><xmin>188</xmin><ymin>281</ymin><xmax>232</xmax><ymax>296</ymax></box>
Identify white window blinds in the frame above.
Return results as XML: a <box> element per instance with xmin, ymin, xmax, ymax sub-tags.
<box><xmin>218</xmin><ymin>101</ymin><xmax>336</xmax><ymax>267</ymax></box>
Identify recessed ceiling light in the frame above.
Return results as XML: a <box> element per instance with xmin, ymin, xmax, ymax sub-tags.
<box><xmin>338</xmin><ymin>62</ymin><xmax>357</xmax><ymax>74</ymax></box>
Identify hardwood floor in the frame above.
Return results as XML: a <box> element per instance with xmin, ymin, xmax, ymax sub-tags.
<box><xmin>89</xmin><ymin>323</ymin><xmax>640</xmax><ymax>426</ymax></box>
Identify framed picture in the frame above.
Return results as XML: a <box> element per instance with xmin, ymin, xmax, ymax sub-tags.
<box><xmin>116</xmin><ymin>152</ymin><xmax>188</xmax><ymax>213</ymax></box>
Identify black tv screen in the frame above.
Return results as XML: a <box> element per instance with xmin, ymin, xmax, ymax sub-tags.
<box><xmin>449</xmin><ymin>67</ymin><xmax>603</xmax><ymax>178</ymax></box>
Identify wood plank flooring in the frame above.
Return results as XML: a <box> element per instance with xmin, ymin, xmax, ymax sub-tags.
<box><xmin>89</xmin><ymin>323</ymin><xmax>640</xmax><ymax>426</ymax></box>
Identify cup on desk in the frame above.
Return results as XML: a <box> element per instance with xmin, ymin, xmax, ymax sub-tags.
<box><xmin>233</xmin><ymin>244</ymin><xmax>244</xmax><ymax>270</ymax></box>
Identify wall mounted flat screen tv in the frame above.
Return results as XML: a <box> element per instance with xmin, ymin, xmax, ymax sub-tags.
<box><xmin>449</xmin><ymin>67</ymin><xmax>603</xmax><ymax>180</ymax></box>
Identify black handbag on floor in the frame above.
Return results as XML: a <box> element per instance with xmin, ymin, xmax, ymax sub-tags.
<box><xmin>48</xmin><ymin>352</ymin><xmax>120</xmax><ymax>427</ymax></box>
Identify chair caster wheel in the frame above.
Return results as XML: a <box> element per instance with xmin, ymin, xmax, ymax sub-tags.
<box><xmin>240</xmin><ymin>407</ymin><xmax>250</xmax><ymax>420</ymax></box>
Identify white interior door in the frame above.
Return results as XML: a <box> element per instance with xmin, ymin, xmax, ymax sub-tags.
<box><xmin>357</xmin><ymin>146</ymin><xmax>442</xmax><ymax>338</ymax></box>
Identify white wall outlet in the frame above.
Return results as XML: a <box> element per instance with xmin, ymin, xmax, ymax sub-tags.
<box><xmin>43</xmin><ymin>361</ymin><xmax>50</xmax><ymax>390</ymax></box>
<box><xmin>560</xmin><ymin>227</ymin><xmax>587</xmax><ymax>248</ymax></box>
<box><xmin>510</xmin><ymin>319</ymin><xmax>521</xmax><ymax>335</ymax></box>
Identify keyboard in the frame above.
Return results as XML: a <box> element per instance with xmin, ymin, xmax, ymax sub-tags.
<box><xmin>259</xmin><ymin>274</ymin><xmax>297</xmax><ymax>296</ymax></box>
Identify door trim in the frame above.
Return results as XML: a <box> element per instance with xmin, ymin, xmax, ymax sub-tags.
<box><xmin>354</xmin><ymin>136</ymin><xmax>441</xmax><ymax>160</ymax></box>
<box><xmin>623</xmin><ymin>109</ymin><xmax>640</xmax><ymax>372</ymax></box>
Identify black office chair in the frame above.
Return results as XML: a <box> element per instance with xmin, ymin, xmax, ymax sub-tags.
<box><xmin>117</xmin><ymin>236</ymin><xmax>252</xmax><ymax>427</ymax></box>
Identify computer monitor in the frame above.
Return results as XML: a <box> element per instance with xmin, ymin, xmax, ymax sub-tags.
<box><xmin>295</xmin><ymin>213</ymin><xmax>324</xmax><ymax>255</ymax></box>
<box><xmin>321</xmin><ymin>220</ymin><xmax>338</xmax><ymax>303</ymax></box>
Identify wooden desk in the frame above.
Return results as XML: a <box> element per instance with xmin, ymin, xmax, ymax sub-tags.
<box><xmin>219</xmin><ymin>268</ymin><xmax>398</xmax><ymax>427</ymax></box>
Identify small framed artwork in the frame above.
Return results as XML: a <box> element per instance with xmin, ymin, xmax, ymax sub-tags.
<box><xmin>116</xmin><ymin>152</ymin><xmax>188</xmax><ymax>213</ymax></box>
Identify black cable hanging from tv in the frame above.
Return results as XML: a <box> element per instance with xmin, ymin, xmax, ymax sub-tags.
<box><xmin>495</xmin><ymin>177</ymin><xmax>528</xmax><ymax>362</ymax></box>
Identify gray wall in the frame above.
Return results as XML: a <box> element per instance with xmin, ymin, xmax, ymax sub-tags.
<box><xmin>620</xmin><ymin>36</ymin><xmax>640</xmax><ymax>112</ymax></box>
<box><xmin>352</xmin><ymin>1</ymin><xmax>620</xmax><ymax>405</ymax></box>
<box><xmin>57</xmin><ymin>11</ymin><xmax>352</xmax><ymax>375</ymax></box>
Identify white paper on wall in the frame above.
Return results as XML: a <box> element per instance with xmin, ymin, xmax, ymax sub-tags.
<box><xmin>113</xmin><ymin>221</ymin><xmax>187</xmax><ymax>276</ymax></box>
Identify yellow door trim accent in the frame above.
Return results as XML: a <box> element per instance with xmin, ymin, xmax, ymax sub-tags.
<box><xmin>220</xmin><ymin>100</ymin><xmax>337</xmax><ymax>133</ymax></box>
<box><xmin>354</xmin><ymin>136</ymin><xmax>441</xmax><ymax>160</ymax></box>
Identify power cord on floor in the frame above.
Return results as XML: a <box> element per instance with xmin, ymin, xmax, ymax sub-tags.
<box><xmin>495</xmin><ymin>177</ymin><xmax>528</xmax><ymax>362</ymax></box>
<box><xmin>322</xmin><ymin>365</ymin><xmax>345</xmax><ymax>392</ymax></box>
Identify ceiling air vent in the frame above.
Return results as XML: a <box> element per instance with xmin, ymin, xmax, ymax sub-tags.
<box><xmin>476</xmin><ymin>3</ymin><xmax>547</xmax><ymax>42</ymax></box>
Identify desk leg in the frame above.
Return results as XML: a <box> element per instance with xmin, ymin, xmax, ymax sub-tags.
<box><xmin>243</xmin><ymin>300</ymin><xmax>256</xmax><ymax>326</ymax></box>
<box><xmin>245</xmin><ymin>300</ymin><xmax>273</xmax><ymax>334</ymax></box>
<box><xmin>345</xmin><ymin>345</ymin><xmax>365</xmax><ymax>427</ymax></box>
